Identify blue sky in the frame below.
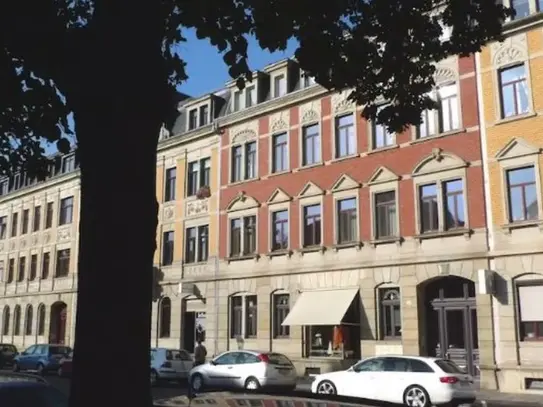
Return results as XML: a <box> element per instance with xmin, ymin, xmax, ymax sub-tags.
<box><xmin>178</xmin><ymin>28</ymin><xmax>299</xmax><ymax>96</ymax></box>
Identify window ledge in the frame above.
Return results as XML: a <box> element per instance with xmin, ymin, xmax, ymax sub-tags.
<box><xmin>183</xmin><ymin>261</ymin><xmax>209</xmax><ymax>267</ymax></box>
<box><xmin>494</xmin><ymin>112</ymin><xmax>537</xmax><ymax>127</ymax></box>
<box><xmin>273</xmin><ymin>336</ymin><xmax>291</xmax><ymax>340</ymax></box>
<box><xmin>228</xmin><ymin>177</ymin><xmax>261</xmax><ymax>187</ymax></box>
<box><xmin>366</xmin><ymin>144</ymin><xmax>399</xmax><ymax>155</ymax></box>
<box><xmin>297</xmin><ymin>245</ymin><xmax>326</xmax><ymax>255</ymax></box>
<box><xmin>414</xmin><ymin>228</ymin><xmax>472</xmax><ymax>242</ymax></box>
<box><xmin>370</xmin><ymin>236</ymin><xmax>403</xmax><ymax>247</ymax></box>
<box><xmin>266</xmin><ymin>249</ymin><xmax>293</xmax><ymax>259</ymax></box>
<box><xmin>328</xmin><ymin>154</ymin><xmax>359</xmax><ymax>165</ymax></box>
<box><xmin>226</xmin><ymin>254</ymin><xmax>260</xmax><ymax>263</ymax></box>
<box><xmin>332</xmin><ymin>241</ymin><xmax>363</xmax><ymax>252</ymax></box>
<box><xmin>293</xmin><ymin>162</ymin><xmax>324</xmax><ymax>173</ymax></box>
<box><xmin>520</xmin><ymin>339</ymin><xmax>543</xmax><ymax>345</ymax></box>
<box><xmin>268</xmin><ymin>170</ymin><xmax>292</xmax><ymax>179</ymax></box>
<box><xmin>409</xmin><ymin>128</ymin><xmax>466</xmax><ymax>145</ymax></box>
<box><xmin>501</xmin><ymin>220</ymin><xmax>543</xmax><ymax>234</ymax></box>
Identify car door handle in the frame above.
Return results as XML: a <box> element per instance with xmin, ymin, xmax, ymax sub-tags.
<box><xmin>227</xmin><ymin>366</ymin><xmax>233</xmax><ymax>369</ymax></box>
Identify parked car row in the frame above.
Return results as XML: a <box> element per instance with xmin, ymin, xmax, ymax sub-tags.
<box><xmin>0</xmin><ymin>343</ymin><xmax>72</xmax><ymax>377</ymax></box>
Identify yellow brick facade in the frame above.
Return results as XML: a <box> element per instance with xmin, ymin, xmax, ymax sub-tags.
<box><xmin>477</xmin><ymin>19</ymin><xmax>543</xmax><ymax>392</ymax></box>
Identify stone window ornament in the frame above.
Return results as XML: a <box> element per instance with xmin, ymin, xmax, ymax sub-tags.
<box><xmin>196</xmin><ymin>185</ymin><xmax>211</xmax><ymax>200</ymax></box>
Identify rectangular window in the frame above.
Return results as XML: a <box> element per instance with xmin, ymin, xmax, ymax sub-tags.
<box><xmin>62</xmin><ymin>155</ymin><xmax>76</xmax><ymax>173</ymax></box>
<box><xmin>7</xmin><ymin>259</ymin><xmax>14</xmax><ymax>283</ymax></box>
<box><xmin>245</xmin><ymin>86</ymin><xmax>256</xmax><ymax>108</ymax></box>
<box><xmin>380</xmin><ymin>288</ymin><xmax>402</xmax><ymax>339</ymax></box>
<box><xmin>185</xmin><ymin>225</ymin><xmax>209</xmax><ymax>264</ymax></box>
<box><xmin>443</xmin><ymin>180</ymin><xmax>465</xmax><ymax>229</ymax></box>
<box><xmin>162</xmin><ymin>231</ymin><xmax>174</xmax><ymax>266</ymax></box>
<box><xmin>372</xmin><ymin>107</ymin><xmax>395</xmax><ymax>149</ymax></box>
<box><xmin>10</xmin><ymin>212</ymin><xmax>18</xmax><ymax>237</ymax></box>
<box><xmin>230</xmin><ymin>215</ymin><xmax>256</xmax><ymax>257</ymax></box>
<box><xmin>420</xmin><ymin>184</ymin><xmax>439</xmax><ymax>233</ymax></box>
<box><xmin>233</xmin><ymin>91</ymin><xmax>242</xmax><ymax>111</ymax></box>
<box><xmin>55</xmin><ymin>249</ymin><xmax>70</xmax><ymax>278</ymax></box>
<box><xmin>0</xmin><ymin>180</ymin><xmax>8</xmax><ymax>196</ymax></box>
<box><xmin>231</xmin><ymin>146</ymin><xmax>243</xmax><ymax>182</ymax></box>
<box><xmin>337</xmin><ymin>198</ymin><xmax>357</xmax><ymax>244</ymax></box>
<box><xmin>230</xmin><ymin>296</ymin><xmax>243</xmax><ymax>338</ymax></box>
<box><xmin>273</xmin><ymin>294</ymin><xmax>290</xmax><ymax>338</ymax></box>
<box><xmin>187</xmin><ymin>158</ymin><xmax>210</xmax><ymax>196</ymax></box>
<box><xmin>273</xmin><ymin>75</ymin><xmax>287</xmax><ymax>98</ymax></box>
<box><xmin>375</xmin><ymin>191</ymin><xmax>397</xmax><ymax>239</ymax></box>
<box><xmin>245</xmin><ymin>142</ymin><xmax>257</xmax><ymax>180</ymax></box>
<box><xmin>45</xmin><ymin>202</ymin><xmax>54</xmax><ymax>229</ymax></box>
<box><xmin>302</xmin><ymin>124</ymin><xmax>320</xmax><ymax>166</ymax></box>
<box><xmin>507</xmin><ymin>166</ymin><xmax>538</xmax><ymax>222</ymax></box>
<box><xmin>30</xmin><ymin>254</ymin><xmax>38</xmax><ymax>281</ymax></box>
<box><xmin>303</xmin><ymin>204</ymin><xmax>322</xmax><ymax>247</ymax></box>
<box><xmin>59</xmin><ymin>197</ymin><xmax>74</xmax><ymax>225</ymax></box>
<box><xmin>272</xmin><ymin>133</ymin><xmax>288</xmax><ymax>173</ymax></box>
<box><xmin>22</xmin><ymin>209</ymin><xmax>29</xmax><ymax>234</ymax></box>
<box><xmin>272</xmin><ymin>210</ymin><xmax>289</xmax><ymax>251</ymax></box>
<box><xmin>164</xmin><ymin>168</ymin><xmax>177</xmax><ymax>202</ymax></box>
<box><xmin>0</xmin><ymin>216</ymin><xmax>6</xmax><ymax>239</ymax></box>
<box><xmin>301</xmin><ymin>73</ymin><xmax>316</xmax><ymax>88</ymax></box>
<box><xmin>245</xmin><ymin>295</ymin><xmax>258</xmax><ymax>338</ymax></box>
<box><xmin>17</xmin><ymin>256</ymin><xmax>26</xmax><ymax>282</ymax></box>
<box><xmin>33</xmin><ymin>206</ymin><xmax>41</xmax><ymax>232</ymax></box>
<box><xmin>418</xmin><ymin>107</ymin><xmax>437</xmax><ymax>138</ymax></box>
<box><xmin>518</xmin><ymin>284</ymin><xmax>543</xmax><ymax>341</ymax></box>
<box><xmin>199</xmin><ymin>105</ymin><xmax>209</xmax><ymax>127</ymax></box>
<box><xmin>335</xmin><ymin>114</ymin><xmax>356</xmax><ymax>158</ymax></box>
<box><xmin>188</xmin><ymin>109</ymin><xmax>198</xmax><ymax>130</ymax></box>
<box><xmin>511</xmin><ymin>0</ymin><xmax>530</xmax><ymax>19</ymax></box>
<box><xmin>437</xmin><ymin>84</ymin><xmax>460</xmax><ymax>132</ymax></box>
<box><xmin>41</xmin><ymin>252</ymin><xmax>50</xmax><ymax>279</ymax></box>
<box><xmin>500</xmin><ymin>65</ymin><xmax>529</xmax><ymax>118</ymax></box>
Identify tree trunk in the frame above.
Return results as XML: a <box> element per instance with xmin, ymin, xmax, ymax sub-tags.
<box><xmin>68</xmin><ymin>110</ymin><xmax>160</xmax><ymax>407</ymax></box>
<box><xmin>66</xmin><ymin>2</ymin><xmax>167</xmax><ymax>405</ymax></box>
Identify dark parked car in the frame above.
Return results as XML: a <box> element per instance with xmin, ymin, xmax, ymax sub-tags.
<box><xmin>0</xmin><ymin>344</ymin><xmax>18</xmax><ymax>369</ymax></box>
<box><xmin>0</xmin><ymin>372</ymin><xmax>68</xmax><ymax>407</ymax></box>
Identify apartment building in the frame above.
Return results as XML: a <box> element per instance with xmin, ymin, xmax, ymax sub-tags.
<box><xmin>213</xmin><ymin>57</ymin><xmax>493</xmax><ymax>381</ymax></box>
<box><xmin>475</xmin><ymin>4</ymin><xmax>543</xmax><ymax>392</ymax></box>
<box><xmin>0</xmin><ymin>153</ymin><xmax>80</xmax><ymax>349</ymax></box>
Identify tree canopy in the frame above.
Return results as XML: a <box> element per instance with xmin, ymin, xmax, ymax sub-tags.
<box><xmin>0</xmin><ymin>1</ymin><xmax>512</xmax><ymax>407</ymax></box>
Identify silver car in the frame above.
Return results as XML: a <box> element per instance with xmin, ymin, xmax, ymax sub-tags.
<box><xmin>189</xmin><ymin>350</ymin><xmax>297</xmax><ymax>392</ymax></box>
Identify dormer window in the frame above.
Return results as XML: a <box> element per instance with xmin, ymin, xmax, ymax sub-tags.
<box><xmin>188</xmin><ymin>109</ymin><xmax>198</xmax><ymax>130</ymax></box>
<box><xmin>199</xmin><ymin>105</ymin><xmax>209</xmax><ymax>126</ymax></box>
<box><xmin>245</xmin><ymin>86</ymin><xmax>256</xmax><ymax>108</ymax></box>
<box><xmin>273</xmin><ymin>75</ymin><xmax>287</xmax><ymax>98</ymax></box>
<box><xmin>301</xmin><ymin>72</ymin><xmax>316</xmax><ymax>88</ymax></box>
<box><xmin>233</xmin><ymin>91</ymin><xmax>242</xmax><ymax>112</ymax></box>
<box><xmin>62</xmin><ymin>155</ymin><xmax>76</xmax><ymax>173</ymax></box>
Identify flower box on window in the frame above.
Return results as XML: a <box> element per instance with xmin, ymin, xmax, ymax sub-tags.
<box><xmin>196</xmin><ymin>185</ymin><xmax>211</xmax><ymax>199</ymax></box>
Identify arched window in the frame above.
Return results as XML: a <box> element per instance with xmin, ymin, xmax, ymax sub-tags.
<box><xmin>25</xmin><ymin>305</ymin><xmax>33</xmax><ymax>336</ymax></box>
<box><xmin>13</xmin><ymin>305</ymin><xmax>21</xmax><ymax>336</ymax></box>
<box><xmin>379</xmin><ymin>288</ymin><xmax>402</xmax><ymax>340</ymax></box>
<box><xmin>159</xmin><ymin>297</ymin><xmax>171</xmax><ymax>338</ymax></box>
<box><xmin>2</xmin><ymin>306</ymin><xmax>10</xmax><ymax>335</ymax></box>
<box><xmin>37</xmin><ymin>304</ymin><xmax>46</xmax><ymax>336</ymax></box>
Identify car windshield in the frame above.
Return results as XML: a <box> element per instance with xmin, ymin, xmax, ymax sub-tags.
<box><xmin>435</xmin><ymin>359</ymin><xmax>466</xmax><ymax>374</ymax></box>
<box><xmin>265</xmin><ymin>353</ymin><xmax>292</xmax><ymax>366</ymax></box>
<box><xmin>0</xmin><ymin>345</ymin><xmax>16</xmax><ymax>353</ymax></box>
<box><xmin>49</xmin><ymin>347</ymin><xmax>70</xmax><ymax>356</ymax></box>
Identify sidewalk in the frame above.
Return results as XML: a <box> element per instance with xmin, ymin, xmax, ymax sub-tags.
<box><xmin>476</xmin><ymin>388</ymin><xmax>543</xmax><ymax>406</ymax></box>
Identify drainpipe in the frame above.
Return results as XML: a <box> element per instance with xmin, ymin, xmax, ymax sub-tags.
<box><xmin>475</xmin><ymin>51</ymin><xmax>501</xmax><ymax>382</ymax></box>
<box><xmin>213</xmin><ymin>121</ymin><xmax>222</xmax><ymax>357</ymax></box>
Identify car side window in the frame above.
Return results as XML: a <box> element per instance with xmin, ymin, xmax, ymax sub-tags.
<box><xmin>24</xmin><ymin>346</ymin><xmax>36</xmax><ymax>355</ymax></box>
<box><xmin>179</xmin><ymin>350</ymin><xmax>192</xmax><ymax>361</ymax></box>
<box><xmin>165</xmin><ymin>350</ymin><xmax>173</xmax><ymax>361</ymax></box>
<box><xmin>170</xmin><ymin>350</ymin><xmax>183</xmax><ymax>360</ymax></box>
<box><xmin>214</xmin><ymin>352</ymin><xmax>238</xmax><ymax>365</ymax></box>
<box><xmin>353</xmin><ymin>358</ymin><xmax>384</xmax><ymax>372</ymax></box>
<box><xmin>236</xmin><ymin>353</ymin><xmax>260</xmax><ymax>364</ymax></box>
<box><xmin>409</xmin><ymin>359</ymin><xmax>434</xmax><ymax>373</ymax></box>
<box><xmin>36</xmin><ymin>345</ymin><xmax>47</xmax><ymax>356</ymax></box>
<box><xmin>383</xmin><ymin>357</ymin><xmax>409</xmax><ymax>372</ymax></box>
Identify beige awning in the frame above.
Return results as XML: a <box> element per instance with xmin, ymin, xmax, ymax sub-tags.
<box><xmin>281</xmin><ymin>288</ymin><xmax>359</xmax><ymax>326</ymax></box>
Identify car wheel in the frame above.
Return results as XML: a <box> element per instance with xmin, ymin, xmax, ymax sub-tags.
<box><xmin>36</xmin><ymin>363</ymin><xmax>45</xmax><ymax>376</ymax></box>
<box><xmin>190</xmin><ymin>373</ymin><xmax>204</xmax><ymax>393</ymax></box>
<box><xmin>403</xmin><ymin>385</ymin><xmax>431</xmax><ymax>407</ymax></box>
<box><xmin>12</xmin><ymin>362</ymin><xmax>19</xmax><ymax>372</ymax></box>
<box><xmin>316</xmin><ymin>380</ymin><xmax>336</xmax><ymax>395</ymax></box>
<box><xmin>150</xmin><ymin>370</ymin><xmax>159</xmax><ymax>386</ymax></box>
<box><xmin>244</xmin><ymin>377</ymin><xmax>261</xmax><ymax>391</ymax></box>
